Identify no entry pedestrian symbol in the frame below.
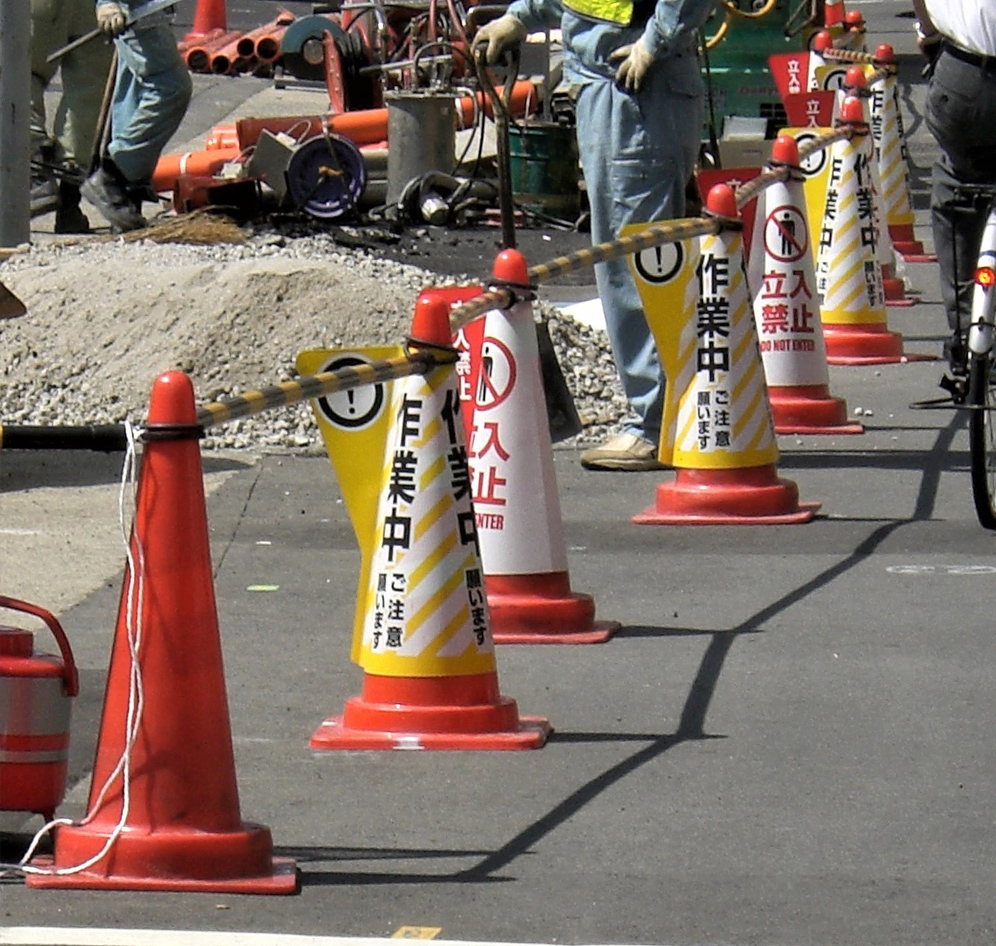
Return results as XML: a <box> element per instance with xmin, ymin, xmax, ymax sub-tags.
<box><xmin>634</xmin><ymin>242</ymin><xmax>684</xmax><ymax>285</ymax></box>
<box><xmin>317</xmin><ymin>354</ymin><xmax>386</xmax><ymax>430</ymax></box>
<box><xmin>475</xmin><ymin>337</ymin><xmax>516</xmax><ymax>410</ymax></box>
<box><xmin>764</xmin><ymin>205</ymin><xmax>808</xmax><ymax>262</ymax></box>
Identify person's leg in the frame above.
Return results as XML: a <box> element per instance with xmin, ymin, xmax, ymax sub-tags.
<box><xmin>106</xmin><ymin>23</ymin><xmax>192</xmax><ymax>185</ymax></box>
<box><xmin>925</xmin><ymin>49</ymin><xmax>996</xmax><ymax>370</ymax></box>
<box><xmin>574</xmin><ymin>58</ymin><xmax>702</xmax><ymax>466</ymax></box>
<box><xmin>29</xmin><ymin>0</ymin><xmax>69</xmax><ymax>215</ymax></box>
<box><xmin>57</xmin><ymin>0</ymin><xmax>115</xmax><ymax>170</ymax></box>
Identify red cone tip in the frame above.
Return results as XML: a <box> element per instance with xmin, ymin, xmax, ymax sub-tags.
<box><xmin>410</xmin><ymin>293</ymin><xmax>453</xmax><ymax>347</ymax></box>
<box><xmin>770</xmin><ymin>135</ymin><xmax>800</xmax><ymax>167</ymax></box>
<box><xmin>845</xmin><ymin>10</ymin><xmax>864</xmax><ymax>26</ymax></box>
<box><xmin>875</xmin><ymin>43</ymin><xmax>895</xmax><ymax>64</ymax></box>
<box><xmin>493</xmin><ymin>248</ymin><xmax>529</xmax><ymax>285</ymax></box>
<box><xmin>839</xmin><ymin>95</ymin><xmax>865</xmax><ymax>125</ymax></box>
<box><xmin>147</xmin><ymin>371</ymin><xmax>197</xmax><ymax>425</ymax></box>
<box><xmin>812</xmin><ymin>30</ymin><xmax>832</xmax><ymax>53</ymax></box>
<box><xmin>844</xmin><ymin>65</ymin><xmax>867</xmax><ymax>89</ymax></box>
<box><xmin>705</xmin><ymin>183</ymin><xmax>738</xmax><ymax>220</ymax></box>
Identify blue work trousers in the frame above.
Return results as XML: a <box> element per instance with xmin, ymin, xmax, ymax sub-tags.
<box><xmin>109</xmin><ymin>22</ymin><xmax>192</xmax><ymax>184</ymax></box>
<box><xmin>574</xmin><ymin>64</ymin><xmax>702</xmax><ymax>442</ymax></box>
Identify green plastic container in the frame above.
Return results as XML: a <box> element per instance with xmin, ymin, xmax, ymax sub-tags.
<box><xmin>508</xmin><ymin>122</ymin><xmax>580</xmax><ymax>220</ymax></box>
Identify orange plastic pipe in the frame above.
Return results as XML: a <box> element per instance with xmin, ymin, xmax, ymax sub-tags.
<box><xmin>233</xmin><ymin>80</ymin><xmax>538</xmax><ymax>150</ymax></box>
<box><xmin>183</xmin><ymin>29</ymin><xmax>242</xmax><ymax>73</ymax></box>
<box><xmin>236</xmin><ymin>15</ymin><xmax>294</xmax><ymax>58</ymax></box>
<box><xmin>152</xmin><ymin>147</ymin><xmax>241</xmax><ymax>193</ymax></box>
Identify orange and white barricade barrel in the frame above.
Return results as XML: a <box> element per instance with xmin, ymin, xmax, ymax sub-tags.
<box><xmin>307</xmin><ymin>296</ymin><xmax>551</xmax><ymax>749</ymax></box>
<box><xmin>0</xmin><ymin>598</ymin><xmax>77</xmax><ymax>822</ymax></box>
<box><xmin>445</xmin><ymin>252</ymin><xmax>619</xmax><ymax>644</ymax></box>
<box><xmin>748</xmin><ymin>137</ymin><xmax>863</xmax><ymax>435</ymax></box>
<box><xmin>816</xmin><ymin>97</ymin><xmax>908</xmax><ymax>364</ymax></box>
<box><xmin>627</xmin><ymin>185</ymin><xmax>820</xmax><ymax>525</ymax></box>
<box><xmin>870</xmin><ymin>44</ymin><xmax>934</xmax><ymax>262</ymax></box>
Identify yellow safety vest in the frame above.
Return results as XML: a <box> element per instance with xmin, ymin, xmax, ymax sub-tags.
<box><xmin>562</xmin><ymin>0</ymin><xmax>648</xmax><ymax>27</ymax></box>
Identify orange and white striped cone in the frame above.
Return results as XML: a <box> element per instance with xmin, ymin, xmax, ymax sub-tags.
<box><xmin>748</xmin><ymin>137</ymin><xmax>863</xmax><ymax>435</ymax></box>
<box><xmin>817</xmin><ymin>96</ymin><xmax>912</xmax><ymax>364</ymax></box>
<box><xmin>630</xmin><ymin>185</ymin><xmax>820</xmax><ymax>525</ymax></box>
<box><xmin>834</xmin><ymin>65</ymin><xmax>915</xmax><ymax>307</ymax></box>
<box><xmin>870</xmin><ymin>44</ymin><xmax>935</xmax><ymax>262</ymax></box>
<box><xmin>443</xmin><ymin>253</ymin><xmax>619</xmax><ymax>645</ymax></box>
<box><xmin>309</xmin><ymin>297</ymin><xmax>551</xmax><ymax>750</ymax></box>
<box><xmin>823</xmin><ymin>0</ymin><xmax>845</xmax><ymax>29</ymax></box>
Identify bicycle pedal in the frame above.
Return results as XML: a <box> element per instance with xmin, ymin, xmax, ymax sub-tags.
<box><xmin>939</xmin><ymin>373</ymin><xmax>969</xmax><ymax>404</ymax></box>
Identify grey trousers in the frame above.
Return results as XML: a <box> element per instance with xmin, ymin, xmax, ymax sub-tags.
<box><xmin>925</xmin><ymin>45</ymin><xmax>996</xmax><ymax>340</ymax></box>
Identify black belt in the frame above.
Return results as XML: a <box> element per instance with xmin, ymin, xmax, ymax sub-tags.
<box><xmin>943</xmin><ymin>41</ymin><xmax>996</xmax><ymax>73</ymax></box>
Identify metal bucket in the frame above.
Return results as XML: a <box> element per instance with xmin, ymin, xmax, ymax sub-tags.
<box><xmin>385</xmin><ymin>91</ymin><xmax>456</xmax><ymax>205</ymax></box>
<box><xmin>508</xmin><ymin>121</ymin><xmax>580</xmax><ymax>220</ymax></box>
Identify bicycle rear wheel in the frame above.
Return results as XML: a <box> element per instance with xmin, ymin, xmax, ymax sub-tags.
<box><xmin>968</xmin><ymin>352</ymin><xmax>996</xmax><ymax>528</ymax></box>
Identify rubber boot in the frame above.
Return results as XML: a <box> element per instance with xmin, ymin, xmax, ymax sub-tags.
<box><xmin>54</xmin><ymin>182</ymin><xmax>91</xmax><ymax>235</ymax></box>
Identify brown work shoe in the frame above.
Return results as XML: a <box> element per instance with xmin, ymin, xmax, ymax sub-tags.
<box><xmin>579</xmin><ymin>432</ymin><xmax>664</xmax><ymax>471</ymax></box>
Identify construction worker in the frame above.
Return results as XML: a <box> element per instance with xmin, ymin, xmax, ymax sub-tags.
<box><xmin>30</xmin><ymin>0</ymin><xmax>114</xmax><ymax>233</ymax></box>
<box><xmin>80</xmin><ymin>0</ymin><xmax>192</xmax><ymax>232</ymax></box>
<box><xmin>475</xmin><ymin>0</ymin><xmax>720</xmax><ymax>470</ymax></box>
<box><xmin>912</xmin><ymin>0</ymin><xmax>996</xmax><ymax>376</ymax></box>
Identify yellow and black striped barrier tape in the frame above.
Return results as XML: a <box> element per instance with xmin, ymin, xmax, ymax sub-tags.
<box><xmin>196</xmin><ymin>344</ymin><xmax>458</xmax><ymax>430</ymax></box>
<box><xmin>448</xmin><ymin>217</ymin><xmax>724</xmax><ymax>332</ymax></box>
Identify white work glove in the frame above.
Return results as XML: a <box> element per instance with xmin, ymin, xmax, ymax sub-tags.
<box><xmin>609</xmin><ymin>37</ymin><xmax>654</xmax><ymax>92</ymax></box>
<box><xmin>473</xmin><ymin>15</ymin><xmax>528</xmax><ymax>66</ymax></box>
<box><xmin>96</xmin><ymin>1</ymin><xmax>127</xmax><ymax>36</ymax></box>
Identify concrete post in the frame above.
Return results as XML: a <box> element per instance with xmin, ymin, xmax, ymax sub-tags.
<box><xmin>0</xmin><ymin>0</ymin><xmax>32</xmax><ymax>247</ymax></box>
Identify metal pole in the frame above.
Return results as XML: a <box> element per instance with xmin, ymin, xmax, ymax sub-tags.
<box><xmin>0</xmin><ymin>0</ymin><xmax>31</xmax><ymax>247</ymax></box>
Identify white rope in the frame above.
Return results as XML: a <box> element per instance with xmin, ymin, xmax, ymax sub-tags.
<box><xmin>1</xmin><ymin>422</ymin><xmax>147</xmax><ymax>878</ymax></box>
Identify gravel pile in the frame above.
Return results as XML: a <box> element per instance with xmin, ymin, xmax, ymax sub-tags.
<box><xmin>0</xmin><ymin>226</ymin><xmax>627</xmax><ymax>453</ymax></box>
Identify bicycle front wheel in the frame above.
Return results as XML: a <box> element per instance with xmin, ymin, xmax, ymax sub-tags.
<box><xmin>969</xmin><ymin>352</ymin><xmax>996</xmax><ymax>528</ymax></box>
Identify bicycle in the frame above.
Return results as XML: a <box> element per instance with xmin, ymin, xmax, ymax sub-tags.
<box><xmin>926</xmin><ymin>184</ymin><xmax>996</xmax><ymax>529</ymax></box>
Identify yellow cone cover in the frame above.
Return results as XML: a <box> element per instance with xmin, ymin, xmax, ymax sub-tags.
<box><xmin>358</xmin><ymin>365</ymin><xmax>496</xmax><ymax>677</ymax></box>
<box><xmin>869</xmin><ymin>69</ymin><xmax>916</xmax><ymax>230</ymax></box>
<box><xmin>625</xmin><ymin>223</ymin><xmax>778</xmax><ymax>470</ymax></box>
<box><xmin>815</xmin><ymin>131</ymin><xmax>887</xmax><ymax>325</ymax></box>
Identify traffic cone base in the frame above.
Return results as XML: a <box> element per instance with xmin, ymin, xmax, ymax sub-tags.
<box><xmin>823</xmin><ymin>322</ymin><xmax>904</xmax><ymax>364</ymax></box>
<box><xmin>890</xmin><ymin>224</ymin><xmax>935</xmax><ymax>262</ymax></box>
<box><xmin>883</xmin><ymin>274</ymin><xmax>916</xmax><ymax>307</ymax></box>
<box><xmin>633</xmin><ymin>466</ymin><xmax>820</xmax><ymax>525</ymax></box>
<box><xmin>769</xmin><ymin>385</ymin><xmax>864</xmax><ymax>435</ymax></box>
<box><xmin>310</xmin><ymin>674</ymin><xmax>551</xmax><ymax>750</ymax></box>
<box><xmin>487</xmin><ymin>573</ymin><xmax>619</xmax><ymax>644</ymax></box>
<box><xmin>27</xmin><ymin>832</ymin><xmax>297</xmax><ymax>894</ymax></box>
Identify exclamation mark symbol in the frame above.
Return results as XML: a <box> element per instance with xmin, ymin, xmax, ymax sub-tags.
<box><xmin>346</xmin><ymin>389</ymin><xmax>356</xmax><ymax>415</ymax></box>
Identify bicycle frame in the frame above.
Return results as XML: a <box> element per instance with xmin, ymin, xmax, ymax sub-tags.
<box><xmin>968</xmin><ymin>206</ymin><xmax>996</xmax><ymax>360</ymax></box>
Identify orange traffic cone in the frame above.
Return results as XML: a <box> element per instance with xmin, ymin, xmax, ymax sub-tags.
<box><xmin>28</xmin><ymin>372</ymin><xmax>297</xmax><ymax>893</ymax></box>
<box><xmin>748</xmin><ymin>136</ymin><xmax>863</xmax><ymax>435</ymax></box>
<box><xmin>309</xmin><ymin>296</ymin><xmax>551</xmax><ymax>749</ymax></box>
<box><xmin>816</xmin><ymin>96</ymin><xmax>912</xmax><ymax>364</ymax></box>
<box><xmin>631</xmin><ymin>185</ymin><xmax>820</xmax><ymax>525</ymax></box>
<box><xmin>185</xmin><ymin>0</ymin><xmax>226</xmax><ymax>40</ymax></box>
<box><xmin>440</xmin><ymin>251</ymin><xmax>619</xmax><ymax>645</ymax></box>
<box><xmin>869</xmin><ymin>44</ymin><xmax>935</xmax><ymax>262</ymax></box>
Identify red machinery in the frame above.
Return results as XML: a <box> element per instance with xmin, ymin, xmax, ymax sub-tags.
<box><xmin>0</xmin><ymin>596</ymin><xmax>78</xmax><ymax>822</ymax></box>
